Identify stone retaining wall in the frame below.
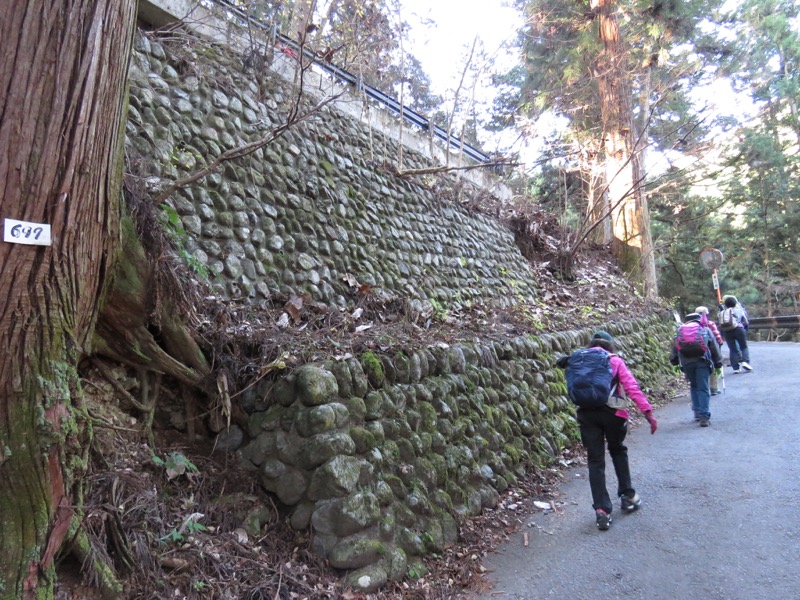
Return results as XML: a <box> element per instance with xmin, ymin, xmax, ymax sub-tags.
<box><xmin>125</xmin><ymin>26</ymin><xmax>676</xmax><ymax>593</ymax></box>
<box><xmin>232</xmin><ymin>316</ymin><xmax>673</xmax><ymax>591</ymax></box>
<box><xmin>127</xmin><ymin>30</ymin><xmax>536</xmax><ymax>310</ymax></box>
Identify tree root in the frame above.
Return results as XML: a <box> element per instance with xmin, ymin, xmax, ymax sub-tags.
<box><xmin>63</xmin><ymin>519</ymin><xmax>124</xmax><ymax>600</ymax></box>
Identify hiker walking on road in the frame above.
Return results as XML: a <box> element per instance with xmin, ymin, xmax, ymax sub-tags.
<box><xmin>696</xmin><ymin>306</ymin><xmax>724</xmax><ymax>395</ymax></box>
<box><xmin>557</xmin><ymin>331</ymin><xmax>658</xmax><ymax>531</ymax></box>
<box><xmin>718</xmin><ymin>295</ymin><xmax>752</xmax><ymax>374</ymax></box>
<box><xmin>671</xmin><ymin>313</ymin><xmax>723</xmax><ymax>427</ymax></box>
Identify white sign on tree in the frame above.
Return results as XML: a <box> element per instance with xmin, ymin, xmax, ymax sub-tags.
<box><xmin>3</xmin><ymin>218</ymin><xmax>52</xmax><ymax>246</ymax></box>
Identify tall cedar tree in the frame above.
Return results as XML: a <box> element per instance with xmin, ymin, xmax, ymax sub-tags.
<box><xmin>0</xmin><ymin>1</ymin><xmax>136</xmax><ymax>597</ymax></box>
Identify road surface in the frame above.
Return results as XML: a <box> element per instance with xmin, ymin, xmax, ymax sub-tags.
<box><xmin>473</xmin><ymin>342</ymin><xmax>800</xmax><ymax>600</ymax></box>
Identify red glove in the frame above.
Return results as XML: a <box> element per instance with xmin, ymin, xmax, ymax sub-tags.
<box><xmin>644</xmin><ymin>411</ymin><xmax>657</xmax><ymax>434</ymax></box>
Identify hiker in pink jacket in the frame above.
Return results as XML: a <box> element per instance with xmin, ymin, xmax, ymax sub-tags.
<box><xmin>558</xmin><ymin>331</ymin><xmax>657</xmax><ymax>531</ymax></box>
<box><xmin>696</xmin><ymin>306</ymin><xmax>723</xmax><ymax>395</ymax></box>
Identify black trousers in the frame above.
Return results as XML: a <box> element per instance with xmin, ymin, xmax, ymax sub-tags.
<box><xmin>577</xmin><ymin>406</ymin><xmax>634</xmax><ymax>513</ymax></box>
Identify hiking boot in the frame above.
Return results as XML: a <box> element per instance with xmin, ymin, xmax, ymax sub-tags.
<box><xmin>740</xmin><ymin>362</ymin><xmax>752</xmax><ymax>371</ymax></box>
<box><xmin>596</xmin><ymin>509</ymin><xmax>612</xmax><ymax>530</ymax></box>
<box><xmin>621</xmin><ymin>493</ymin><xmax>641</xmax><ymax>512</ymax></box>
<box><xmin>732</xmin><ymin>369</ymin><xmax>741</xmax><ymax>374</ymax></box>
<box><xmin>710</xmin><ymin>389</ymin><xmax>720</xmax><ymax>396</ymax></box>
<box><xmin>699</xmin><ymin>418</ymin><xmax>710</xmax><ymax>427</ymax></box>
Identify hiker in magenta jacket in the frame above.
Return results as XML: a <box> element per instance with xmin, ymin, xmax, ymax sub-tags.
<box><xmin>559</xmin><ymin>331</ymin><xmax>657</xmax><ymax>531</ymax></box>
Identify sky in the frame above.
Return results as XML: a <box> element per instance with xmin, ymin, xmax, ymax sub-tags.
<box><xmin>398</xmin><ymin>0</ymin><xmax>536</xmax><ymax>159</ymax></box>
<box><xmin>399</xmin><ymin>0</ymin><xmax>522</xmax><ymax>97</ymax></box>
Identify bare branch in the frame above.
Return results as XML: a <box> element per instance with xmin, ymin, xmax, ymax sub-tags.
<box><xmin>154</xmin><ymin>86</ymin><xmax>343</xmax><ymax>205</ymax></box>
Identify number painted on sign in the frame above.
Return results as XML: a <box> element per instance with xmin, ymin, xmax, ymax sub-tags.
<box><xmin>10</xmin><ymin>224</ymin><xmax>44</xmax><ymax>240</ymax></box>
<box><xmin>3</xmin><ymin>218</ymin><xmax>52</xmax><ymax>246</ymax></box>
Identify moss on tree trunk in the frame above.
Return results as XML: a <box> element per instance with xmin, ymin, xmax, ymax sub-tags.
<box><xmin>0</xmin><ymin>0</ymin><xmax>136</xmax><ymax>597</ymax></box>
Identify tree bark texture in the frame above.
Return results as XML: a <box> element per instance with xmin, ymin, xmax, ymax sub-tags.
<box><xmin>0</xmin><ymin>1</ymin><xmax>135</xmax><ymax>598</ymax></box>
<box><xmin>590</xmin><ymin>0</ymin><xmax>658</xmax><ymax>298</ymax></box>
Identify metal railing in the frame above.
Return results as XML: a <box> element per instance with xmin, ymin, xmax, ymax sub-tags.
<box><xmin>747</xmin><ymin>315</ymin><xmax>800</xmax><ymax>330</ymax></box>
<box><xmin>211</xmin><ymin>0</ymin><xmax>492</xmax><ymax>164</ymax></box>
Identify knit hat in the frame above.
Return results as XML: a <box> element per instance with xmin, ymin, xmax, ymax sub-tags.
<box><xmin>695</xmin><ymin>306</ymin><xmax>709</xmax><ymax>315</ymax></box>
<box><xmin>592</xmin><ymin>330</ymin><xmax>614</xmax><ymax>343</ymax></box>
<box><xmin>685</xmin><ymin>313</ymin><xmax>701</xmax><ymax>322</ymax></box>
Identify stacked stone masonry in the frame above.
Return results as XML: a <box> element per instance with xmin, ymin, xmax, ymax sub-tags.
<box><xmin>235</xmin><ymin>317</ymin><xmax>673</xmax><ymax>591</ymax></box>
<box><xmin>126</xmin><ymin>28</ymin><xmax>676</xmax><ymax>593</ymax></box>
<box><xmin>127</xmin><ymin>31</ymin><xmax>536</xmax><ymax>309</ymax></box>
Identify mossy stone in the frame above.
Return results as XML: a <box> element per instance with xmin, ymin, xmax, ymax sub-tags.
<box><xmin>307</xmin><ymin>455</ymin><xmax>361</xmax><ymax>500</ymax></box>
<box><xmin>345</xmin><ymin>564</ymin><xmax>388</xmax><ymax>593</ymax></box>
<box><xmin>270</xmin><ymin>375</ymin><xmax>297</xmax><ymax>407</ymax></box>
<box><xmin>383</xmin><ymin>474</ymin><xmax>407</xmax><ymax>499</ymax></box>
<box><xmin>328</xmin><ymin>536</ymin><xmax>386</xmax><ymax>570</ymax></box>
<box><xmin>295</xmin><ymin>404</ymin><xmax>337</xmax><ymax>437</ymax></box>
<box><xmin>349</xmin><ymin>358</ymin><xmax>370</xmax><ymax>396</ymax></box>
<box><xmin>349</xmin><ymin>426</ymin><xmax>377</xmax><ymax>453</ymax></box>
<box><xmin>296</xmin><ymin>365</ymin><xmax>339</xmax><ymax>406</ymax></box>
<box><xmin>364</xmin><ymin>391</ymin><xmax>385</xmax><ymax>420</ymax></box>
<box><xmin>330</xmin><ymin>361</ymin><xmax>353</xmax><ymax>398</ymax></box>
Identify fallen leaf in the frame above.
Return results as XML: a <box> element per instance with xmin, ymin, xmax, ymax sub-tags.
<box><xmin>284</xmin><ymin>295</ymin><xmax>304</xmax><ymax>323</ymax></box>
<box><xmin>160</xmin><ymin>557</ymin><xmax>189</xmax><ymax>571</ymax></box>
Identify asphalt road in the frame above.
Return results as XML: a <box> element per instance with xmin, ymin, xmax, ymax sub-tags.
<box><xmin>473</xmin><ymin>342</ymin><xmax>800</xmax><ymax>600</ymax></box>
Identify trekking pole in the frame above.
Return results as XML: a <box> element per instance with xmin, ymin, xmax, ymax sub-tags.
<box><xmin>721</xmin><ymin>368</ymin><xmax>726</xmax><ymax>394</ymax></box>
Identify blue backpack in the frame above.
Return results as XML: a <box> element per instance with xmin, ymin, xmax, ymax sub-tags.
<box><xmin>565</xmin><ymin>349</ymin><xmax>617</xmax><ymax>408</ymax></box>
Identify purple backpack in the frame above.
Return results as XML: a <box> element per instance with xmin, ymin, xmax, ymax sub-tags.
<box><xmin>675</xmin><ymin>322</ymin><xmax>709</xmax><ymax>358</ymax></box>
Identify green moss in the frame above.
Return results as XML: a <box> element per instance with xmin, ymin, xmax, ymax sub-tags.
<box><xmin>345</xmin><ymin>396</ymin><xmax>367</xmax><ymax>422</ymax></box>
<box><xmin>383</xmin><ymin>474</ymin><xmax>408</xmax><ymax>499</ymax></box>
<box><xmin>429</xmin><ymin>454</ymin><xmax>447</xmax><ymax>483</ymax></box>
<box><xmin>430</xmin><ymin>489</ymin><xmax>453</xmax><ymax>511</ymax></box>
<box><xmin>349</xmin><ymin>427</ymin><xmax>377</xmax><ymax>453</ymax></box>
<box><xmin>417</xmin><ymin>432</ymin><xmax>432</xmax><ymax>453</ymax></box>
<box><xmin>415</xmin><ymin>456</ymin><xmax>437</xmax><ymax>488</ymax></box>
<box><xmin>382</xmin><ymin>440</ymin><xmax>400</xmax><ymax>463</ymax></box>
<box><xmin>503</xmin><ymin>443</ymin><xmax>522</xmax><ymax>464</ymax></box>
<box><xmin>360</xmin><ymin>351</ymin><xmax>385</xmax><ymax>388</ymax></box>
<box><xmin>396</xmin><ymin>438</ymin><xmax>416</xmax><ymax>462</ymax></box>
<box><xmin>417</xmin><ymin>402</ymin><xmax>438</xmax><ymax>432</ymax></box>
<box><xmin>406</xmin><ymin>409</ymin><xmax>421</xmax><ymax>431</ymax></box>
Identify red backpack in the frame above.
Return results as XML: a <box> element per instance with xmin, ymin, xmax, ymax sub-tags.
<box><xmin>675</xmin><ymin>322</ymin><xmax>709</xmax><ymax>358</ymax></box>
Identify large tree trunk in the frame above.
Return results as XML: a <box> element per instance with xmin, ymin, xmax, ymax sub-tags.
<box><xmin>591</xmin><ymin>0</ymin><xmax>658</xmax><ymax>298</ymax></box>
<box><xmin>0</xmin><ymin>1</ymin><xmax>135</xmax><ymax>598</ymax></box>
